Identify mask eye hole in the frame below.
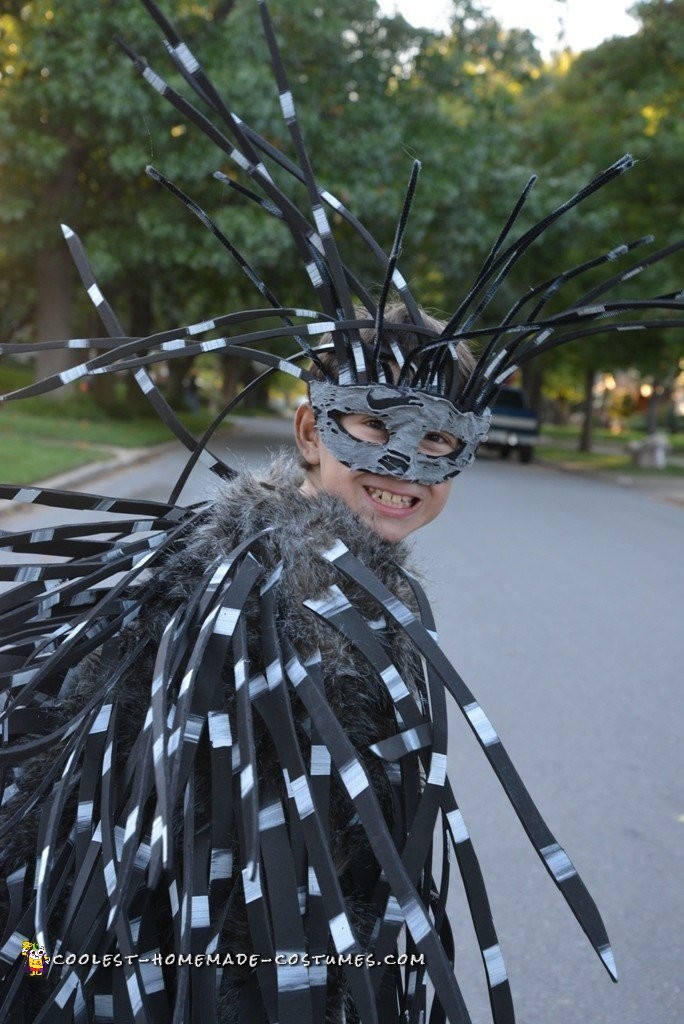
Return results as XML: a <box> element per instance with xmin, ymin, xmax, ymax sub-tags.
<box><xmin>418</xmin><ymin>431</ymin><xmax>460</xmax><ymax>456</ymax></box>
<box><xmin>336</xmin><ymin>413</ymin><xmax>390</xmax><ymax>445</ymax></box>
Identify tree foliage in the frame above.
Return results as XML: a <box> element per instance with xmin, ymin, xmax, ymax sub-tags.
<box><xmin>0</xmin><ymin>0</ymin><xmax>681</xmax><ymax>425</ymax></box>
<box><xmin>512</xmin><ymin>0</ymin><xmax>683</xmax><ymax>393</ymax></box>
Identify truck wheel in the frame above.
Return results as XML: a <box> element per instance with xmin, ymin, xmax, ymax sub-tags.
<box><xmin>499</xmin><ymin>447</ymin><xmax>511</xmax><ymax>459</ymax></box>
<box><xmin>519</xmin><ymin>448</ymin><xmax>534</xmax><ymax>464</ymax></box>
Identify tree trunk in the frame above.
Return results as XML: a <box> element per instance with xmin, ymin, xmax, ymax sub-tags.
<box><xmin>521</xmin><ymin>362</ymin><xmax>544</xmax><ymax>420</ymax></box>
<box><xmin>552</xmin><ymin>396</ymin><xmax>570</xmax><ymax>425</ymax></box>
<box><xmin>34</xmin><ymin>248</ymin><xmax>77</xmax><ymax>395</ymax></box>
<box><xmin>239</xmin><ymin>363</ymin><xmax>267</xmax><ymax>410</ymax></box>
<box><xmin>646</xmin><ymin>380</ymin><xmax>661</xmax><ymax>435</ymax></box>
<box><xmin>221</xmin><ymin>355</ymin><xmax>244</xmax><ymax>403</ymax></box>
<box><xmin>220</xmin><ymin>357</ymin><xmax>268</xmax><ymax>411</ymax></box>
<box><xmin>33</xmin><ymin>149</ymin><xmax>84</xmax><ymax>394</ymax></box>
<box><xmin>167</xmin><ymin>355</ymin><xmax>196</xmax><ymax>409</ymax></box>
<box><xmin>125</xmin><ymin>282</ymin><xmax>159</xmax><ymax>416</ymax></box>
<box><xmin>579</xmin><ymin>365</ymin><xmax>595</xmax><ymax>453</ymax></box>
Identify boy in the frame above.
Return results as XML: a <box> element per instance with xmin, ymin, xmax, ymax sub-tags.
<box><xmin>0</xmin><ymin>318</ymin><xmax>480</xmax><ymax>1023</ymax></box>
<box><xmin>1</xmin><ymin>3</ymin><xmax>678</xmax><ymax>1020</ymax></box>
<box><xmin>1</xmin><ymin>307</ymin><xmax>612</xmax><ymax>1024</ymax></box>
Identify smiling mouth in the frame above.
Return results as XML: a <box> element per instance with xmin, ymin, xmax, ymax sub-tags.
<box><xmin>364</xmin><ymin>486</ymin><xmax>419</xmax><ymax>510</ymax></box>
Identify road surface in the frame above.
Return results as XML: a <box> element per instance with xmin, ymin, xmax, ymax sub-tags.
<box><xmin>2</xmin><ymin>421</ymin><xmax>682</xmax><ymax>1023</ymax></box>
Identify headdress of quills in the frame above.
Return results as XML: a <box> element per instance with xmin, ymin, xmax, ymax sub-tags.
<box><xmin>2</xmin><ymin>0</ymin><xmax>682</xmax><ymax>490</ymax></box>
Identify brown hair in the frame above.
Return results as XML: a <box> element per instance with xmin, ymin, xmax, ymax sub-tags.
<box><xmin>307</xmin><ymin>301</ymin><xmax>475</xmax><ymax>389</ymax></box>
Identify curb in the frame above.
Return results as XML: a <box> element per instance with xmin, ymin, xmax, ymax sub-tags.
<box><xmin>0</xmin><ymin>420</ymin><xmax>256</xmax><ymax>520</ymax></box>
<box><xmin>0</xmin><ymin>442</ymin><xmax>174</xmax><ymax>519</ymax></box>
<box><xmin>41</xmin><ymin>443</ymin><xmax>176</xmax><ymax>491</ymax></box>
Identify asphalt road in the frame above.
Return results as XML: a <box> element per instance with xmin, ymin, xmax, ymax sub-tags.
<box><xmin>421</xmin><ymin>453</ymin><xmax>683</xmax><ymax>1024</ymax></box>
<box><xmin>2</xmin><ymin>421</ymin><xmax>682</xmax><ymax>1023</ymax></box>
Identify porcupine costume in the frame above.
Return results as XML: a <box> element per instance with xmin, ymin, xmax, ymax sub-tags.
<box><xmin>1</xmin><ymin>2</ymin><xmax>683</xmax><ymax>1022</ymax></box>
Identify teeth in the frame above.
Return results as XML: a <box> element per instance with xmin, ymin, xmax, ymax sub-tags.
<box><xmin>367</xmin><ymin>487</ymin><xmax>414</xmax><ymax>508</ymax></box>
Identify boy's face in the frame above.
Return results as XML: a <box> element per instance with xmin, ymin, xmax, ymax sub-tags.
<box><xmin>294</xmin><ymin>403</ymin><xmax>452</xmax><ymax>543</ymax></box>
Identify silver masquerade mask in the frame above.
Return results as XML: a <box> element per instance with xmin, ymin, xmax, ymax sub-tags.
<box><xmin>309</xmin><ymin>381</ymin><xmax>491</xmax><ymax>485</ymax></box>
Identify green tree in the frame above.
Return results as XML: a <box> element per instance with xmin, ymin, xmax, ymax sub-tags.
<box><xmin>0</xmin><ymin>1</ymin><xmax>430</xmax><ymax>400</ymax></box>
<box><xmin>512</xmin><ymin>0</ymin><xmax>683</xmax><ymax>446</ymax></box>
<box><xmin>387</xmin><ymin>2</ymin><xmax>544</xmax><ymax>313</ymax></box>
<box><xmin>1</xmin><ymin>1</ymin><xmax>170</xmax><ymax>388</ymax></box>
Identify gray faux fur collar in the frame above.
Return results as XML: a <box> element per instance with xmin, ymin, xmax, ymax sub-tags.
<box><xmin>159</xmin><ymin>453</ymin><xmax>413</xmax><ymax>610</ymax></box>
<box><xmin>203</xmin><ymin>452</ymin><xmax>408</xmax><ymax>559</ymax></box>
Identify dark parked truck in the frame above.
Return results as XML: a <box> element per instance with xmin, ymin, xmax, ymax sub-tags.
<box><xmin>483</xmin><ymin>386</ymin><xmax>539</xmax><ymax>463</ymax></box>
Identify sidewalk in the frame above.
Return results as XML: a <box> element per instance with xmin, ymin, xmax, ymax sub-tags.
<box><xmin>539</xmin><ymin>434</ymin><xmax>684</xmax><ymax>470</ymax></box>
<box><xmin>0</xmin><ymin>442</ymin><xmax>178</xmax><ymax>519</ymax></box>
<box><xmin>535</xmin><ymin>435</ymin><xmax>684</xmax><ymax>508</ymax></box>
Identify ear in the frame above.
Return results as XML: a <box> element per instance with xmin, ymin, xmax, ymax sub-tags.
<box><xmin>293</xmin><ymin>402</ymin><xmax>321</xmax><ymax>465</ymax></box>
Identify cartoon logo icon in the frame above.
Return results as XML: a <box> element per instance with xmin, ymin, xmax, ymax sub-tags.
<box><xmin>21</xmin><ymin>940</ymin><xmax>50</xmax><ymax>978</ymax></box>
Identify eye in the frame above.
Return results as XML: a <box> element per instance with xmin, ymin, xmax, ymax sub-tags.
<box><xmin>419</xmin><ymin>431</ymin><xmax>459</xmax><ymax>456</ymax></box>
<box><xmin>337</xmin><ymin>413</ymin><xmax>390</xmax><ymax>445</ymax></box>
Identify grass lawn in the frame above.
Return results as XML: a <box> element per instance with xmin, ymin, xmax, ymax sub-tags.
<box><xmin>1</xmin><ymin>441</ymin><xmax>114</xmax><ymax>485</ymax></box>
<box><xmin>0</xmin><ymin>404</ymin><xmax>183</xmax><ymax>448</ymax></box>
<box><xmin>541</xmin><ymin>423</ymin><xmax>644</xmax><ymax>444</ymax></box>
<box><xmin>541</xmin><ymin>423</ymin><xmax>684</xmax><ymax>451</ymax></box>
<box><xmin>537</xmin><ymin>446</ymin><xmax>684</xmax><ymax>476</ymax></box>
<box><xmin>1</xmin><ymin>402</ymin><xmax>174</xmax><ymax>483</ymax></box>
<box><xmin>1</xmin><ymin>379</ymin><xmax>225</xmax><ymax>482</ymax></box>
